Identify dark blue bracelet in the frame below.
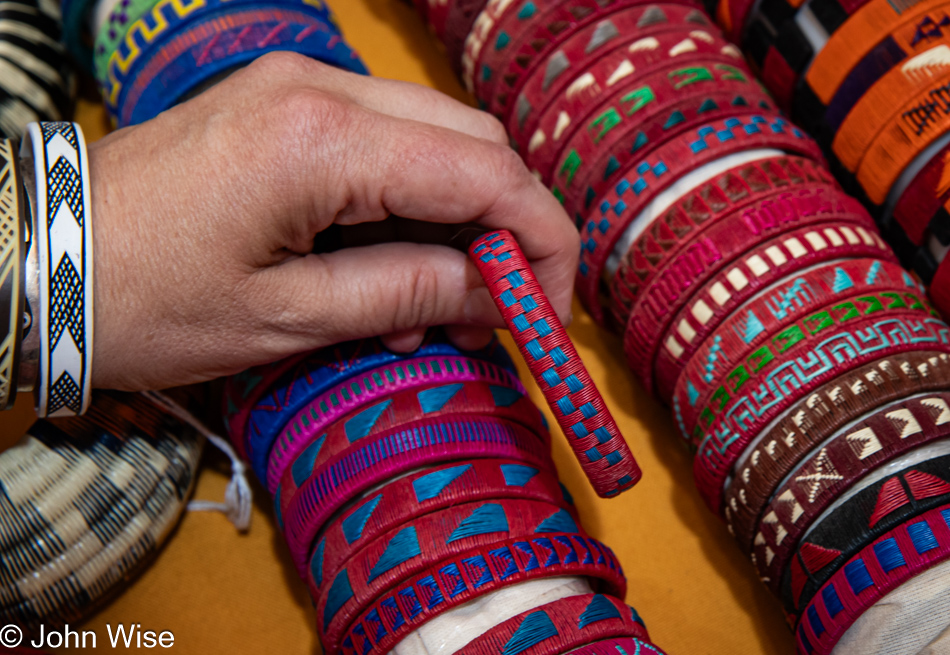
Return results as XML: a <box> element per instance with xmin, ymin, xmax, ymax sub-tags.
<box><xmin>99</xmin><ymin>0</ymin><xmax>358</xmax><ymax>125</ymax></box>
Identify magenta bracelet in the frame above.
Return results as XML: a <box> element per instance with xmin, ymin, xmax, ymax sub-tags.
<box><xmin>280</xmin><ymin>416</ymin><xmax>557</xmax><ymax>575</ymax></box>
<box><xmin>265</xmin><ymin>355</ymin><xmax>525</xmax><ymax>493</ymax></box>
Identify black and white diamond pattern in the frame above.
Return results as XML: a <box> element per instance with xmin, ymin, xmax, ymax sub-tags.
<box><xmin>49</xmin><ymin>254</ymin><xmax>83</xmax><ymax>350</ymax></box>
<box><xmin>47</xmin><ymin>370</ymin><xmax>80</xmax><ymax>414</ymax></box>
<box><xmin>47</xmin><ymin>156</ymin><xmax>83</xmax><ymax>227</ymax></box>
<box><xmin>40</xmin><ymin>121</ymin><xmax>77</xmax><ymax>149</ymax></box>
<box><xmin>30</xmin><ymin>120</ymin><xmax>91</xmax><ymax>417</ymax></box>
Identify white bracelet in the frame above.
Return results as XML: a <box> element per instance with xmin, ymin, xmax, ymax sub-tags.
<box><xmin>21</xmin><ymin>121</ymin><xmax>93</xmax><ymax>417</ymax></box>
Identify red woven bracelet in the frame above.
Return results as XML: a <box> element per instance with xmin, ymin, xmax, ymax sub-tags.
<box><xmin>457</xmin><ymin>593</ymin><xmax>650</xmax><ymax>655</ymax></box>
<box><xmin>460</xmin><ymin>0</ymin><xmax>518</xmax><ymax>94</ymax></box>
<box><xmin>315</xmin><ymin>499</ymin><xmax>586</xmax><ymax>649</ymax></box>
<box><xmin>470</xmin><ymin>230</ymin><xmax>640</xmax><ymax>497</ymax></box>
<box><xmin>549</xmin><ymin>70</ymin><xmax>776</xmax><ymax>221</ymax></box>
<box><xmin>310</xmin><ymin>459</ymin><xmax>577</xmax><ymax>603</ymax></box>
<box><xmin>669</xmin><ymin>258</ymin><xmax>921</xmax><ymax>420</ymax></box>
<box><xmin>277</xmin><ymin>379</ymin><xmax>549</xmax><ymax>503</ymax></box>
<box><xmin>611</xmin><ymin>184</ymin><xmax>869</xmax><ymax>341</ymax></box>
<box><xmin>796</xmin><ymin>502</ymin><xmax>950</xmax><ymax>654</ymax></box>
<box><xmin>507</xmin><ymin>4</ymin><xmax>733</xmax><ymax>153</ymax></box>
<box><xmin>474</xmin><ymin>0</ymin><xmax>610</xmax><ymax>110</ymax></box>
<box><xmin>483</xmin><ymin>0</ymin><xmax>707</xmax><ymax>119</ymax></box>
<box><xmin>692</xmin><ymin>315</ymin><xmax>950</xmax><ymax>514</ymax></box>
<box><xmin>542</xmin><ymin>49</ymin><xmax>768</xmax><ymax>195</ymax></box>
<box><xmin>780</xmin><ymin>447</ymin><xmax>950</xmax><ymax>616</ymax></box>
<box><xmin>653</xmin><ymin>231</ymin><xmax>897</xmax><ymax>400</ymax></box>
<box><xmin>528</xmin><ymin>38</ymin><xmax>759</xmax><ymax>186</ymax></box>
<box><xmin>281</xmin><ymin>416</ymin><xmax>557</xmax><ymax>575</ymax></box>
<box><xmin>676</xmin><ymin>288</ymin><xmax>936</xmax><ymax>441</ymax></box>
<box><xmin>655</xmin><ymin>255</ymin><xmax>909</xmax><ymax>405</ymax></box>
<box><xmin>613</xmin><ymin>156</ymin><xmax>833</xmax><ymax>327</ymax></box>
<box><xmin>891</xmin><ymin>141</ymin><xmax>950</xmax><ymax>246</ymax></box>
<box><xmin>266</xmin><ymin>355</ymin><xmax>525</xmax><ymax>494</ymax></box>
<box><xmin>751</xmin><ymin>392</ymin><xmax>950</xmax><ymax>596</ymax></box>
<box><xmin>625</xmin><ymin>220</ymin><xmax>891</xmax><ymax>397</ymax></box>
<box><xmin>573</xmin><ymin>114</ymin><xmax>825</xmax><ymax>322</ymax></box>
<box><xmin>340</xmin><ymin>535</ymin><xmax>628</xmax><ymax>655</ymax></box>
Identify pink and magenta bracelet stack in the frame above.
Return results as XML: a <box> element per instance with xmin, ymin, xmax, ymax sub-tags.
<box><xmin>225</xmin><ymin>317</ymin><xmax>663</xmax><ymax>655</ymax></box>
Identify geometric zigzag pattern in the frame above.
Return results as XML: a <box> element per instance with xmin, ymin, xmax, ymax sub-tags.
<box><xmin>0</xmin><ymin>137</ymin><xmax>21</xmax><ymax>408</ymax></box>
<box><xmin>31</xmin><ymin>121</ymin><xmax>91</xmax><ymax>417</ymax></box>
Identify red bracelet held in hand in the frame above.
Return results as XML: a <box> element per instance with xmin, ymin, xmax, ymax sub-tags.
<box><xmin>469</xmin><ymin>230</ymin><xmax>640</xmax><ymax>497</ymax></box>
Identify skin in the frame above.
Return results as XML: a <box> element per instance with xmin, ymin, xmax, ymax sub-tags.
<box><xmin>88</xmin><ymin>52</ymin><xmax>579</xmax><ymax>390</ymax></box>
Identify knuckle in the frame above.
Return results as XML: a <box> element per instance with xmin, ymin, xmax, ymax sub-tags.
<box><xmin>490</xmin><ymin>143</ymin><xmax>530</xmax><ymax>184</ymax></box>
<box><xmin>268</xmin><ymin>86</ymin><xmax>353</xmax><ymax>151</ymax></box>
<box><xmin>478</xmin><ymin>113</ymin><xmax>510</xmax><ymax>145</ymax></box>
<box><xmin>395</xmin><ymin>263</ymin><xmax>441</xmax><ymax>330</ymax></box>
<box><xmin>246</xmin><ymin>51</ymin><xmax>311</xmax><ymax>80</ymax></box>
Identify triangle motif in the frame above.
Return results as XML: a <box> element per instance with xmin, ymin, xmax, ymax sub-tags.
<box><xmin>490</xmin><ymin>385</ymin><xmax>523</xmax><ymax>407</ymax></box>
<box><xmin>448</xmin><ymin>503</ymin><xmax>509</xmax><ymax>543</ymax></box>
<box><xmin>535</xmin><ymin>508</ymin><xmax>579</xmax><ymax>533</ymax></box>
<box><xmin>368</xmin><ymin>526</ymin><xmax>421</xmax><ymax>582</ymax></box>
<box><xmin>345</xmin><ymin>400</ymin><xmax>392</xmax><ymax>442</ymax></box>
<box><xmin>341</xmin><ymin>494</ymin><xmax>382</xmax><ymax>544</ymax></box>
<box><xmin>799</xmin><ymin>542</ymin><xmax>841</xmax><ymax>574</ymax></box>
<box><xmin>503</xmin><ymin>611</ymin><xmax>558</xmax><ymax>655</ymax></box>
<box><xmin>417</xmin><ymin>383</ymin><xmax>464</xmax><ymax>413</ymax></box>
<box><xmin>578</xmin><ymin>595</ymin><xmax>621</xmax><ymax>629</ymax></box>
<box><xmin>870</xmin><ymin>477</ymin><xmax>910</xmax><ymax>526</ymax></box>
<box><xmin>413</xmin><ymin>464</ymin><xmax>471</xmax><ymax>502</ymax></box>
<box><xmin>292</xmin><ymin>434</ymin><xmax>327</xmax><ymax>487</ymax></box>
<box><xmin>904</xmin><ymin>470</ymin><xmax>950</xmax><ymax>500</ymax></box>
<box><xmin>543</xmin><ymin>51</ymin><xmax>570</xmax><ymax>91</ymax></box>
<box><xmin>663</xmin><ymin>110</ymin><xmax>686</xmax><ymax>129</ymax></box>
<box><xmin>637</xmin><ymin>5</ymin><xmax>668</xmax><ymax>27</ymax></box>
<box><xmin>501</xmin><ymin>464</ymin><xmax>539</xmax><ymax>487</ymax></box>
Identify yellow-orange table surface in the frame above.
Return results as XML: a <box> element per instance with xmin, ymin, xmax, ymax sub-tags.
<box><xmin>0</xmin><ymin>2</ymin><xmax>795</xmax><ymax>653</ymax></box>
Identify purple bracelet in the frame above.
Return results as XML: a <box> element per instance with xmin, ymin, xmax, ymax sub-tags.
<box><xmin>266</xmin><ymin>355</ymin><xmax>525</xmax><ymax>493</ymax></box>
<box><xmin>279</xmin><ymin>415</ymin><xmax>556</xmax><ymax>574</ymax></box>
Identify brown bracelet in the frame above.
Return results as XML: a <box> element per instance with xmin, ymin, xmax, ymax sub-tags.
<box><xmin>750</xmin><ymin>391</ymin><xmax>950</xmax><ymax>593</ymax></box>
<box><xmin>724</xmin><ymin>350</ymin><xmax>950</xmax><ymax>554</ymax></box>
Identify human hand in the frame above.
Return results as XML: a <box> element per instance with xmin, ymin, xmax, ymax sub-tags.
<box><xmin>88</xmin><ymin>52</ymin><xmax>579</xmax><ymax>390</ymax></box>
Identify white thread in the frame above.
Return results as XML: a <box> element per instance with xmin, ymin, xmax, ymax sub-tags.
<box><xmin>141</xmin><ymin>390</ymin><xmax>252</xmax><ymax>531</ymax></box>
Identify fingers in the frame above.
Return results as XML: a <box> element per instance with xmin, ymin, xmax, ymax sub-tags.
<box><xmin>330</xmin><ymin>114</ymin><xmax>580</xmax><ymax>323</ymax></box>
<box><xmin>253</xmin><ymin>242</ymin><xmax>506</xmax><ymax>350</ymax></box>
<box><xmin>381</xmin><ymin>327</ymin><xmax>428</xmax><ymax>353</ymax></box>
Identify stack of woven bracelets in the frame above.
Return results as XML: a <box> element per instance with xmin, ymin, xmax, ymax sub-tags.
<box><xmin>223</xmin><ymin>330</ymin><xmax>665</xmax><ymax>655</ymax></box>
<box><xmin>0</xmin><ymin>121</ymin><xmax>95</xmax><ymax>421</ymax></box>
<box><xmin>80</xmin><ymin>0</ymin><xmax>367</xmax><ymax>127</ymax></box>
<box><xmin>412</xmin><ymin>0</ymin><xmax>950</xmax><ymax>653</ymax></box>
<box><xmin>0</xmin><ymin>0</ymin><xmax>74</xmax><ymax>139</ymax></box>
<box><xmin>714</xmin><ymin>0</ymin><xmax>950</xmax><ymax>321</ymax></box>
